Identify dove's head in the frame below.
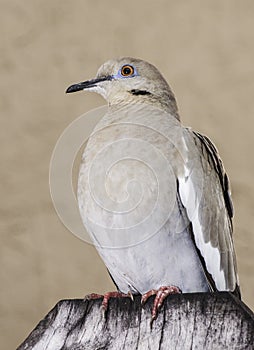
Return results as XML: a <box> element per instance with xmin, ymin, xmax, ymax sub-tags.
<box><xmin>66</xmin><ymin>57</ymin><xmax>179</xmax><ymax>118</ymax></box>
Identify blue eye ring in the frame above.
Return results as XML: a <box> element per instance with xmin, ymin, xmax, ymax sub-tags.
<box><xmin>114</xmin><ymin>64</ymin><xmax>138</xmax><ymax>79</ymax></box>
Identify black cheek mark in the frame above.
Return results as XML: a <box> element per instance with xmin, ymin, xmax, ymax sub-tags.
<box><xmin>130</xmin><ymin>89</ymin><xmax>151</xmax><ymax>96</ymax></box>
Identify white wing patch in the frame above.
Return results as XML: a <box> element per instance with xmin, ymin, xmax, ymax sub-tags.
<box><xmin>178</xmin><ymin>164</ymin><xmax>227</xmax><ymax>290</ymax></box>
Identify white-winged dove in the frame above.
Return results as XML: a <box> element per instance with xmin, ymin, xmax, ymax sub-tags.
<box><xmin>66</xmin><ymin>57</ymin><xmax>240</xmax><ymax>321</ymax></box>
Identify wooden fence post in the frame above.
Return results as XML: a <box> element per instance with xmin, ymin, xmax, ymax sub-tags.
<box><xmin>17</xmin><ymin>292</ymin><xmax>254</xmax><ymax>349</ymax></box>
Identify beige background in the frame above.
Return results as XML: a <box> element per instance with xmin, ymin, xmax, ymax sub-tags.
<box><xmin>1</xmin><ymin>1</ymin><xmax>254</xmax><ymax>348</ymax></box>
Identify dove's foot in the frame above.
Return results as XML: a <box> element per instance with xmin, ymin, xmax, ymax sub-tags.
<box><xmin>141</xmin><ymin>285</ymin><xmax>182</xmax><ymax>325</ymax></box>
<box><xmin>85</xmin><ymin>291</ymin><xmax>133</xmax><ymax>316</ymax></box>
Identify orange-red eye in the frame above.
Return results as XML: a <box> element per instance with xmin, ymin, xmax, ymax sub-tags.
<box><xmin>121</xmin><ymin>65</ymin><xmax>134</xmax><ymax>77</ymax></box>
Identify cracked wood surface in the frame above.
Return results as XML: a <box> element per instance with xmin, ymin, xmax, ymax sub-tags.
<box><xmin>17</xmin><ymin>292</ymin><xmax>254</xmax><ymax>350</ymax></box>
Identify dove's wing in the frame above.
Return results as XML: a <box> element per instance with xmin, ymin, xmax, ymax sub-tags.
<box><xmin>178</xmin><ymin>129</ymin><xmax>239</xmax><ymax>294</ymax></box>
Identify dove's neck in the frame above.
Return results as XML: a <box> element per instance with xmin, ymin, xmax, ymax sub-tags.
<box><xmin>108</xmin><ymin>95</ymin><xmax>180</xmax><ymax>121</ymax></box>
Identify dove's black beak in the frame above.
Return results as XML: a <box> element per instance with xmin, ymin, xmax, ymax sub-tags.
<box><xmin>66</xmin><ymin>76</ymin><xmax>113</xmax><ymax>93</ymax></box>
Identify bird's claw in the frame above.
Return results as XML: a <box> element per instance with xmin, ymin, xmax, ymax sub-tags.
<box><xmin>85</xmin><ymin>291</ymin><xmax>133</xmax><ymax>318</ymax></box>
<box><xmin>84</xmin><ymin>293</ymin><xmax>104</xmax><ymax>301</ymax></box>
<box><xmin>141</xmin><ymin>285</ymin><xmax>182</xmax><ymax>326</ymax></box>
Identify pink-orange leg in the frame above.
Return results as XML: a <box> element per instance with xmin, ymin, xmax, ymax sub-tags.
<box><xmin>85</xmin><ymin>291</ymin><xmax>133</xmax><ymax>316</ymax></box>
<box><xmin>141</xmin><ymin>286</ymin><xmax>181</xmax><ymax>324</ymax></box>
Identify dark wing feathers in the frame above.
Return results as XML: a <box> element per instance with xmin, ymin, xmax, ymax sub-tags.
<box><xmin>193</xmin><ymin>131</ymin><xmax>234</xmax><ymax>221</ymax></box>
<box><xmin>178</xmin><ymin>129</ymin><xmax>239</xmax><ymax>293</ymax></box>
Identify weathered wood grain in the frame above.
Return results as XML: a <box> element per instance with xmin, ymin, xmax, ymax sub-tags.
<box><xmin>17</xmin><ymin>292</ymin><xmax>254</xmax><ymax>350</ymax></box>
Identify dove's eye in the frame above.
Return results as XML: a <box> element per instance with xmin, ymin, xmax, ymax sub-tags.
<box><xmin>121</xmin><ymin>65</ymin><xmax>135</xmax><ymax>77</ymax></box>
